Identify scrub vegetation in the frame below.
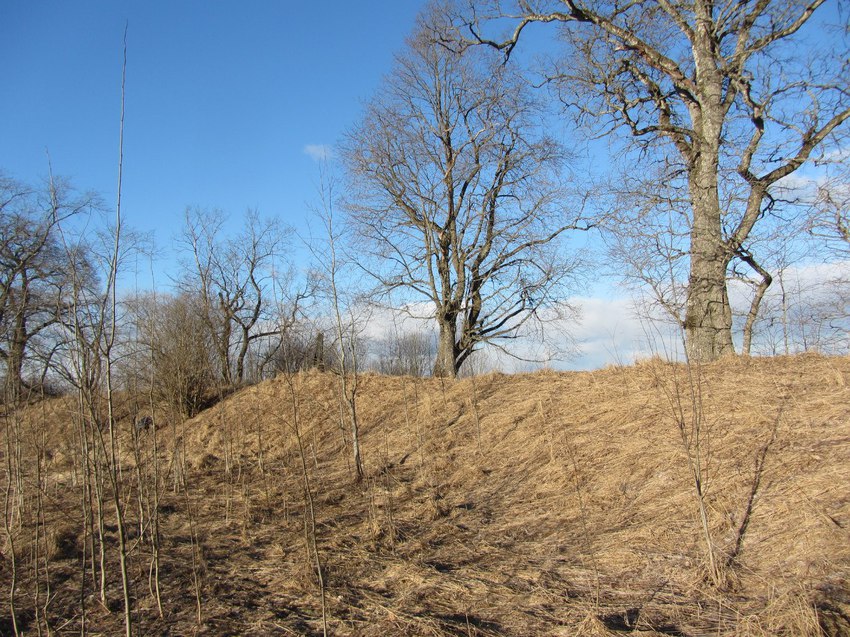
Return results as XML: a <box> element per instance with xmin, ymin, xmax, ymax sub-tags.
<box><xmin>2</xmin><ymin>355</ymin><xmax>850</xmax><ymax>635</ymax></box>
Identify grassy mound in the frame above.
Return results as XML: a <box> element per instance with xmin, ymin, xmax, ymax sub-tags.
<box><xmin>3</xmin><ymin>355</ymin><xmax>849</xmax><ymax>635</ymax></box>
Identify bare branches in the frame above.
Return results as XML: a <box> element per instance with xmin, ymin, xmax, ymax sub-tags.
<box><xmin>810</xmin><ymin>158</ymin><xmax>850</xmax><ymax>257</ymax></box>
<box><xmin>344</xmin><ymin>7</ymin><xmax>586</xmax><ymax>376</ymax></box>
<box><xmin>0</xmin><ymin>175</ymin><xmax>101</xmax><ymax>401</ymax></box>
<box><xmin>178</xmin><ymin>208</ymin><xmax>293</xmax><ymax>385</ymax></box>
<box><xmin>474</xmin><ymin>0</ymin><xmax>849</xmax><ymax>361</ymax></box>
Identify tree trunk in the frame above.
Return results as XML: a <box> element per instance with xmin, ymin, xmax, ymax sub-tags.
<box><xmin>345</xmin><ymin>379</ymin><xmax>362</xmax><ymax>482</ymax></box>
<box><xmin>313</xmin><ymin>332</ymin><xmax>325</xmax><ymax>372</ymax></box>
<box><xmin>684</xmin><ymin>238</ymin><xmax>735</xmax><ymax>362</ymax></box>
<box><xmin>684</xmin><ymin>146</ymin><xmax>735</xmax><ymax>362</ymax></box>
<box><xmin>7</xmin><ymin>310</ymin><xmax>28</xmax><ymax>403</ymax></box>
<box><xmin>219</xmin><ymin>318</ymin><xmax>232</xmax><ymax>385</ymax></box>
<box><xmin>433</xmin><ymin>316</ymin><xmax>458</xmax><ymax>378</ymax></box>
<box><xmin>6</xmin><ymin>345</ymin><xmax>24</xmax><ymax>404</ymax></box>
<box><xmin>739</xmin><ymin>253</ymin><xmax>772</xmax><ymax>356</ymax></box>
<box><xmin>235</xmin><ymin>326</ymin><xmax>249</xmax><ymax>384</ymax></box>
<box><xmin>681</xmin><ymin>26</ymin><xmax>738</xmax><ymax>363</ymax></box>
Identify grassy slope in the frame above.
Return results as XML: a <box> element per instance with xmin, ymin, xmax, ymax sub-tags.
<box><xmin>4</xmin><ymin>355</ymin><xmax>850</xmax><ymax>635</ymax></box>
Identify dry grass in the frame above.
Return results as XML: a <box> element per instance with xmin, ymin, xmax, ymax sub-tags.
<box><xmin>3</xmin><ymin>354</ymin><xmax>850</xmax><ymax>635</ymax></box>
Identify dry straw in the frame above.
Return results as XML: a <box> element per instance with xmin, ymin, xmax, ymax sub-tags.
<box><xmin>4</xmin><ymin>355</ymin><xmax>849</xmax><ymax>635</ymax></box>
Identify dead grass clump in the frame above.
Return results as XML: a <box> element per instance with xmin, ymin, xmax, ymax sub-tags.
<box><xmin>47</xmin><ymin>523</ymin><xmax>83</xmax><ymax>561</ymax></box>
<box><xmin>813</xmin><ymin>578</ymin><xmax>850</xmax><ymax>637</ymax></box>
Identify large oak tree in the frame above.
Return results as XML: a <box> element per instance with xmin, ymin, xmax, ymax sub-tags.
<box><xmin>343</xmin><ymin>8</ymin><xmax>586</xmax><ymax>377</ymax></box>
<box><xmin>469</xmin><ymin>0</ymin><xmax>850</xmax><ymax>361</ymax></box>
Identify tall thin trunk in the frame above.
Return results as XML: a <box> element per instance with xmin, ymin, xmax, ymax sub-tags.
<box><xmin>104</xmin><ymin>25</ymin><xmax>132</xmax><ymax>637</ymax></box>
<box><xmin>149</xmin><ymin>410</ymin><xmax>163</xmax><ymax>618</ymax></box>
<box><xmin>779</xmin><ymin>270</ymin><xmax>790</xmax><ymax>355</ymax></box>
<box><xmin>286</xmin><ymin>377</ymin><xmax>328</xmax><ymax>636</ymax></box>
<box><xmin>323</xmin><ymin>188</ymin><xmax>363</xmax><ymax>483</ymax></box>
<box><xmin>3</xmin><ymin>405</ymin><xmax>20</xmax><ymax>637</ymax></box>
<box><xmin>235</xmin><ymin>325</ymin><xmax>250</xmax><ymax>384</ymax></box>
<box><xmin>739</xmin><ymin>252</ymin><xmax>772</xmax><ymax>356</ymax></box>
<box><xmin>217</xmin><ymin>300</ymin><xmax>233</xmax><ymax>385</ymax></box>
<box><xmin>75</xmin><ymin>394</ymin><xmax>92</xmax><ymax>634</ymax></box>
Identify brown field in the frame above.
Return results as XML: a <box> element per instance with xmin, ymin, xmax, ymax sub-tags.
<box><xmin>2</xmin><ymin>354</ymin><xmax>850</xmax><ymax>635</ymax></box>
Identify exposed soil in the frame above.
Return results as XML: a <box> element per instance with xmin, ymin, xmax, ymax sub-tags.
<box><xmin>2</xmin><ymin>354</ymin><xmax>850</xmax><ymax>635</ymax></box>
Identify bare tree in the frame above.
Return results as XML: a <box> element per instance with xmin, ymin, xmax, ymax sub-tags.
<box><xmin>179</xmin><ymin>207</ymin><xmax>292</xmax><ymax>386</ymax></box>
<box><xmin>749</xmin><ymin>266</ymin><xmax>850</xmax><ymax>355</ymax></box>
<box><xmin>244</xmin><ymin>274</ymin><xmax>314</xmax><ymax>381</ymax></box>
<box><xmin>343</xmin><ymin>8</ymin><xmax>586</xmax><ymax>377</ymax></box>
<box><xmin>374</xmin><ymin>329</ymin><xmax>435</xmax><ymax>377</ymax></box>
<box><xmin>127</xmin><ymin>291</ymin><xmax>216</xmax><ymax>419</ymax></box>
<box><xmin>56</xmin><ymin>35</ymin><xmax>135</xmax><ymax>634</ymax></box>
<box><xmin>811</xmin><ymin>158</ymin><xmax>850</xmax><ymax>256</ymax></box>
<box><xmin>0</xmin><ymin>174</ymin><xmax>99</xmax><ymax>402</ymax></box>
<box><xmin>263</xmin><ymin>323</ymin><xmax>334</xmax><ymax>375</ymax></box>
<box><xmin>469</xmin><ymin>0</ymin><xmax>850</xmax><ymax>362</ymax></box>
<box><xmin>307</xmin><ymin>167</ymin><xmax>366</xmax><ymax>482</ymax></box>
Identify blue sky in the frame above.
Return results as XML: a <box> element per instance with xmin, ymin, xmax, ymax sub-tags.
<box><xmin>1</xmin><ymin>1</ymin><xmax>427</xmax><ymax>268</ymax></box>
<box><xmin>2</xmin><ymin>2</ymin><xmax>846</xmax><ymax>370</ymax></box>
<box><xmin>1</xmin><ymin>0</ymin><xmax>626</xmax><ymax>370</ymax></box>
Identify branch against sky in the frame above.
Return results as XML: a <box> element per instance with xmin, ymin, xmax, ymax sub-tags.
<box><xmin>342</xmin><ymin>3</ymin><xmax>589</xmax><ymax>377</ymax></box>
<box><xmin>177</xmin><ymin>206</ymin><xmax>293</xmax><ymax>385</ymax></box>
<box><xmin>810</xmin><ymin>157</ymin><xmax>850</xmax><ymax>257</ymax></box>
<box><xmin>0</xmin><ymin>173</ymin><xmax>102</xmax><ymax>401</ymax></box>
<box><xmin>465</xmin><ymin>0</ymin><xmax>850</xmax><ymax>362</ymax></box>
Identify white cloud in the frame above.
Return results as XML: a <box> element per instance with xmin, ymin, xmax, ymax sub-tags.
<box><xmin>356</xmin><ymin>302</ymin><xmax>435</xmax><ymax>341</ymax></box>
<box><xmin>564</xmin><ymin>295</ymin><xmax>683</xmax><ymax>369</ymax></box>
<box><xmin>327</xmin><ymin>261</ymin><xmax>850</xmax><ymax>372</ymax></box>
<box><xmin>820</xmin><ymin>146</ymin><xmax>850</xmax><ymax>163</ymax></box>
<box><xmin>353</xmin><ymin>294</ymin><xmax>685</xmax><ymax>371</ymax></box>
<box><xmin>303</xmin><ymin>144</ymin><xmax>334</xmax><ymax>162</ymax></box>
<box><xmin>728</xmin><ymin>260</ymin><xmax>850</xmax><ymax>308</ymax></box>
